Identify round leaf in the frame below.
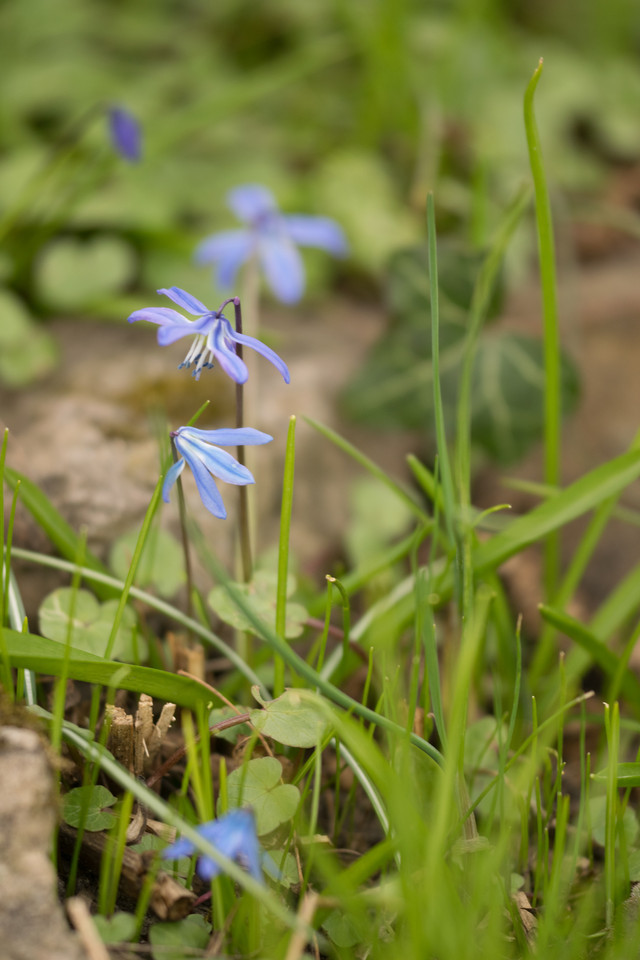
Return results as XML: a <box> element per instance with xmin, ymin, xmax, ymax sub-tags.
<box><xmin>251</xmin><ymin>687</ymin><xmax>331</xmax><ymax>748</ymax></box>
<box><xmin>149</xmin><ymin>915</ymin><xmax>211</xmax><ymax>960</ymax></box>
<box><xmin>110</xmin><ymin>527</ymin><xmax>185</xmax><ymax>598</ymax></box>
<box><xmin>222</xmin><ymin>757</ymin><xmax>300</xmax><ymax>836</ymax></box>
<box><xmin>39</xmin><ymin>587</ymin><xmax>145</xmax><ymax>661</ymax></box>
<box><xmin>62</xmin><ymin>785</ymin><xmax>117</xmax><ymax>831</ymax></box>
<box><xmin>35</xmin><ymin>235</ymin><xmax>135</xmax><ymax>310</ymax></box>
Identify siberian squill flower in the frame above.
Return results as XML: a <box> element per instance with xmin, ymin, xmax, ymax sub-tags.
<box><xmin>127</xmin><ymin>286</ymin><xmax>290</xmax><ymax>384</ymax></box>
<box><xmin>195</xmin><ymin>183</ymin><xmax>348</xmax><ymax>304</ymax></box>
<box><xmin>108</xmin><ymin>107</ymin><xmax>141</xmax><ymax>163</ymax></box>
<box><xmin>162</xmin><ymin>808</ymin><xmax>263</xmax><ymax>884</ymax></box>
<box><xmin>164</xmin><ymin>425</ymin><xmax>272</xmax><ymax>519</ymax></box>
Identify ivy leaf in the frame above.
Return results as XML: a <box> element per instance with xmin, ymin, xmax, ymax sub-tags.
<box><xmin>149</xmin><ymin>915</ymin><xmax>211</xmax><ymax>960</ymax></box>
<box><xmin>222</xmin><ymin>757</ymin><xmax>300</xmax><ymax>836</ymax></box>
<box><xmin>343</xmin><ymin>244</ymin><xmax>580</xmax><ymax>465</ymax></box>
<box><xmin>470</xmin><ymin>333</ymin><xmax>580</xmax><ymax>464</ymax></box>
<box><xmin>62</xmin><ymin>785</ymin><xmax>117</xmax><ymax>832</ymax></box>
<box><xmin>39</xmin><ymin>587</ymin><xmax>146</xmax><ymax>662</ymax></box>
<box><xmin>208</xmin><ymin>569</ymin><xmax>308</xmax><ymax>639</ymax></box>
<box><xmin>110</xmin><ymin>527</ymin><xmax>185</xmax><ymax>598</ymax></box>
<box><xmin>250</xmin><ymin>687</ymin><xmax>331</xmax><ymax>748</ymax></box>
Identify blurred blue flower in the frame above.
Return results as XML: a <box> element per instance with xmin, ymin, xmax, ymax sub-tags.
<box><xmin>164</xmin><ymin>425</ymin><xmax>272</xmax><ymax>519</ymax></box>
<box><xmin>195</xmin><ymin>183</ymin><xmax>348</xmax><ymax>304</ymax></box>
<box><xmin>108</xmin><ymin>107</ymin><xmax>141</xmax><ymax>162</ymax></box>
<box><xmin>128</xmin><ymin>287</ymin><xmax>290</xmax><ymax>384</ymax></box>
<box><xmin>162</xmin><ymin>808</ymin><xmax>263</xmax><ymax>884</ymax></box>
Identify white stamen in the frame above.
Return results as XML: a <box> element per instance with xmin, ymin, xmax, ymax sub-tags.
<box><xmin>179</xmin><ymin>334</ymin><xmax>206</xmax><ymax>369</ymax></box>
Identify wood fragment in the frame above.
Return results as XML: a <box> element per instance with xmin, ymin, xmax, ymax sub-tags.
<box><xmin>105</xmin><ymin>705</ymin><xmax>134</xmax><ymax>773</ymax></box>
<box><xmin>58</xmin><ymin>823</ymin><xmax>196</xmax><ymax>921</ymax></box>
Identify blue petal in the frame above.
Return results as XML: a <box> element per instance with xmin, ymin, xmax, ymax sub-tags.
<box><xmin>182</xmin><ymin>450</ymin><xmax>228</xmax><ymax>518</ymax></box>
<box><xmin>209</xmin><ymin>322</ymin><xmax>248</xmax><ymax>384</ymax></box>
<box><xmin>157</xmin><ymin>319</ymin><xmax>209</xmax><ymax>347</ymax></box>
<box><xmin>180</xmin><ymin>435</ymin><xmax>256</xmax><ymax>486</ymax></box>
<box><xmin>227</xmin><ymin>184</ymin><xmax>277</xmax><ymax>223</ymax></box>
<box><xmin>160</xmin><ymin>834</ymin><xmax>195</xmax><ymax>860</ymax></box>
<box><xmin>162</xmin><ymin>458</ymin><xmax>185</xmax><ymax>503</ymax></box>
<box><xmin>258</xmin><ymin>236</ymin><xmax>305</xmax><ymax>304</ymax></box>
<box><xmin>194</xmin><ymin>230</ymin><xmax>254</xmax><ymax>289</ymax></box>
<box><xmin>195</xmin><ymin>856</ymin><xmax>222</xmax><ymax>882</ymax></box>
<box><xmin>108</xmin><ymin>107</ymin><xmax>141</xmax><ymax>162</ymax></box>
<box><xmin>230</xmin><ymin>328</ymin><xmax>290</xmax><ymax>383</ymax></box>
<box><xmin>127</xmin><ymin>307</ymin><xmax>188</xmax><ymax>327</ymax></box>
<box><xmin>157</xmin><ymin>287</ymin><xmax>209</xmax><ymax>316</ymax></box>
<box><xmin>180</xmin><ymin>427</ymin><xmax>273</xmax><ymax>447</ymax></box>
<box><xmin>282</xmin><ymin>214</ymin><xmax>348</xmax><ymax>256</ymax></box>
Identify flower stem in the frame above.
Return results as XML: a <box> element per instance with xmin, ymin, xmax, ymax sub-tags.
<box><xmin>172</xmin><ymin>441</ymin><xmax>195</xmax><ymax>625</ymax></box>
<box><xmin>231</xmin><ymin>297</ymin><xmax>253</xmax><ymax>585</ymax></box>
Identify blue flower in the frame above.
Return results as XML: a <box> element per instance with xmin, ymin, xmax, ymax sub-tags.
<box><xmin>195</xmin><ymin>183</ymin><xmax>348</xmax><ymax>304</ymax></box>
<box><xmin>163</xmin><ymin>425</ymin><xmax>272</xmax><ymax>519</ymax></box>
<box><xmin>127</xmin><ymin>287</ymin><xmax>290</xmax><ymax>384</ymax></box>
<box><xmin>162</xmin><ymin>808</ymin><xmax>263</xmax><ymax>884</ymax></box>
<box><xmin>108</xmin><ymin>107</ymin><xmax>141</xmax><ymax>162</ymax></box>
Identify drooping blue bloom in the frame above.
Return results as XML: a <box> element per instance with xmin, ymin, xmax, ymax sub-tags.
<box><xmin>127</xmin><ymin>287</ymin><xmax>290</xmax><ymax>384</ymax></box>
<box><xmin>162</xmin><ymin>808</ymin><xmax>263</xmax><ymax>884</ymax></box>
<box><xmin>164</xmin><ymin>425</ymin><xmax>272</xmax><ymax>519</ymax></box>
<box><xmin>195</xmin><ymin>183</ymin><xmax>348</xmax><ymax>304</ymax></box>
<box><xmin>108</xmin><ymin>107</ymin><xmax>141</xmax><ymax>162</ymax></box>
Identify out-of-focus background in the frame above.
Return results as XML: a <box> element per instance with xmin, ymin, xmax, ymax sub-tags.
<box><xmin>3</xmin><ymin>0</ymin><xmax>640</xmax><ymax>614</ymax></box>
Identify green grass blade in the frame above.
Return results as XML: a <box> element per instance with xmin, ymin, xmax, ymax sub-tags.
<box><xmin>470</xmin><ymin>448</ymin><xmax>640</xmax><ymax>581</ymax></box>
<box><xmin>538</xmin><ymin>605</ymin><xmax>640</xmax><ymax>708</ymax></box>
<box><xmin>9</xmin><ymin>547</ymin><xmax>267</xmax><ymax>691</ymax></box>
<box><xmin>303</xmin><ymin>416</ymin><xmax>429</xmax><ymax>523</ymax></box>
<box><xmin>454</xmin><ymin>184</ymin><xmax>531</xmax><ymax>620</ymax></box>
<box><xmin>523</xmin><ymin>58</ymin><xmax>562</xmax><ymax>599</ymax></box>
<box><xmin>4</xmin><ymin>629</ymin><xmax>213</xmax><ymax>707</ymax></box>
<box><xmin>426</xmin><ymin>193</ymin><xmax>457</xmax><ymax>556</ymax></box>
<box><xmin>104</xmin><ymin>477</ymin><xmax>163</xmax><ymax>659</ymax></box>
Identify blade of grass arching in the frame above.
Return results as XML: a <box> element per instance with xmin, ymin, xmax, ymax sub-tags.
<box><xmin>454</xmin><ymin>184</ymin><xmax>531</xmax><ymax>621</ymax></box>
<box><xmin>531</xmin><ymin>429</ymin><xmax>640</xmax><ymax>686</ymax></box>
<box><xmin>274</xmin><ymin>416</ymin><xmax>296</xmax><ymax>697</ymax></box>
<box><xmin>426</xmin><ymin>193</ymin><xmax>457</xmax><ymax>559</ymax></box>
<box><xmin>321</xmin><ymin>524</ymin><xmax>431</xmax><ymax>609</ymax></box>
<box><xmin>10</xmin><ymin>547</ymin><xmax>266</xmax><ymax>691</ymax></box>
<box><xmin>538</xmin><ymin>605</ymin><xmax>640</xmax><ymax>709</ymax></box>
<box><xmin>524</xmin><ymin>58</ymin><xmax>562</xmax><ymax>601</ymax></box>
<box><xmin>3</xmin><ymin>629</ymin><xmax>213</xmax><ymax>708</ymax></box>
<box><xmin>470</xmin><ymin>447</ymin><xmax>640</xmax><ymax>581</ymax></box>
<box><xmin>303</xmin><ymin>417</ymin><xmax>429</xmax><ymax>524</ymax></box>
<box><xmin>350</xmin><ymin>446</ymin><xmax>640</xmax><ymax>640</ymax></box>
<box><xmin>589</xmin><ymin>560</ymin><xmax>640</xmax><ymax>641</ymax></box>
<box><xmin>104</xmin><ymin>477</ymin><xmax>163</xmax><ymax>660</ymax></box>
<box><xmin>3</xmin><ymin>466</ymin><xmax>116</xmax><ymax>599</ymax></box>
<box><xmin>37</xmin><ymin>712</ymin><xmax>312</xmax><ymax>939</ymax></box>
<box><xmin>190</xmin><ymin>526</ymin><xmax>445</xmax><ymax>768</ymax></box>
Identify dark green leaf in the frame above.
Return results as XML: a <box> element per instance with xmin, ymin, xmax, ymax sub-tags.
<box><xmin>62</xmin><ymin>784</ymin><xmax>117</xmax><ymax>831</ymax></box>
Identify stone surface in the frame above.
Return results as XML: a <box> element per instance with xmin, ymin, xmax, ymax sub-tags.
<box><xmin>0</xmin><ymin>725</ymin><xmax>86</xmax><ymax>960</ymax></box>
